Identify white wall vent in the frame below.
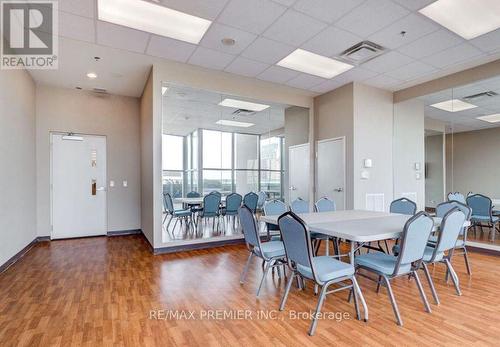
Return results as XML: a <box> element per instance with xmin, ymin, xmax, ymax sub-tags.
<box><xmin>366</xmin><ymin>193</ymin><xmax>385</xmax><ymax>212</ymax></box>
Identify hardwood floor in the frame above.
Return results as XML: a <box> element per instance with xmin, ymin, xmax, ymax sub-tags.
<box><xmin>1</xmin><ymin>235</ymin><xmax>499</xmax><ymax>346</ymax></box>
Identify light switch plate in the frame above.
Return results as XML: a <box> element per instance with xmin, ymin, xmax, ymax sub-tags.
<box><xmin>415</xmin><ymin>172</ymin><xmax>421</xmax><ymax>180</ymax></box>
<box><xmin>109</xmin><ymin>180</ymin><xmax>115</xmax><ymax>187</ymax></box>
<box><xmin>123</xmin><ymin>180</ymin><xmax>128</xmax><ymax>187</ymax></box>
<box><xmin>361</xmin><ymin>170</ymin><xmax>370</xmax><ymax>180</ymax></box>
<box><xmin>364</xmin><ymin>159</ymin><xmax>373</xmax><ymax>168</ymax></box>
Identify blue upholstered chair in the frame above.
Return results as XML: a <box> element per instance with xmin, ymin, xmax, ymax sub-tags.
<box><xmin>238</xmin><ymin>206</ymin><xmax>286</xmax><ymax>296</ymax></box>
<box><xmin>256</xmin><ymin>191</ymin><xmax>267</xmax><ymax>212</ymax></box>
<box><xmin>314</xmin><ymin>197</ymin><xmax>336</xmax><ymax>212</ymax></box>
<box><xmin>390</xmin><ymin>198</ymin><xmax>417</xmax><ymax>215</ymax></box>
<box><xmin>290</xmin><ymin>198</ymin><xmax>309</xmax><ymax>214</ymax></box>
<box><xmin>222</xmin><ymin>193</ymin><xmax>242</xmax><ymax>228</ymax></box>
<box><xmin>163</xmin><ymin>193</ymin><xmax>192</xmax><ymax>232</ymax></box>
<box><xmin>186</xmin><ymin>191</ymin><xmax>201</xmax><ymax>198</ymax></box>
<box><xmin>243</xmin><ymin>192</ymin><xmax>259</xmax><ymax>213</ymax></box>
<box><xmin>430</xmin><ymin>201</ymin><xmax>472</xmax><ymax>276</ymax></box>
<box><xmin>198</xmin><ymin>193</ymin><xmax>222</xmax><ymax>230</ymax></box>
<box><xmin>420</xmin><ymin>208</ymin><xmax>467</xmax><ymax>305</ymax></box>
<box><xmin>466</xmin><ymin>194</ymin><xmax>499</xmax><ymax>241</ymax></box>
<box><xmin>448</xmin><ymin>192</ymin><xmax>467</xmax><ymax>205</ymax></box>
<box><xmin>263</xmin><ymin>200</ymin><xmax>288</xmax><ymax>240</ymax></box>
<box><xmin>278</xmin><ymin>212</ymin><xmax>367</xmax><ymax>336</ymax></box>
<box><xmin>355</xmin><ymin>212</ymin><xmax>434</xmax><ymax>326</ymax></box>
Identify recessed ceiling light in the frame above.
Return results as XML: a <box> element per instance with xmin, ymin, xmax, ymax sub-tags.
<box><xmin>216</xmin><ymin>119</ymin><xmax>255</xmax><ymax>128</ymax></box>
<box><xmin>419</xmin><ymin>0</ymin><xmax>500</xmax><ymax>40</ymax></box>
<box><xmin>221</xmin><ymin>38</ymin><xmax>236</xmax><ymax>46</ymax></box>
<box><xmin>162</xmin><ymin>86</ymin><xmax>168</xmax><ymax>95</ymax></box>
<box><xmin>219</xmin><ymin>98</ymin><xmax>270</xmax><ymax>112</ymax></box>
<box><xmin>277</xmin><ymin>49</ymin><xmax>353</xmax><ymax>79</ymax></box>
<box><xmin>98</xmin><ymin>0</ymin><xmax>212</xmax><ymax>44</ymax></box>
<box><xmin>477</xmin><ymin>114</ymin><xmax>500</xmax><ymax>123</ymax></box>
<box><xmin>430</xmin><ymin>99</ymin><xmax>477</xmax><ymax>112</ymax></box>
<box><xmin>87</xmin><ymin>72</ymin><xmax>97</xmax><ymax>79</ymax></box>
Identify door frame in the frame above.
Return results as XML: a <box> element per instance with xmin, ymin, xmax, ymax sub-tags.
<box><xmin>49</xmin><ymin>131</ymin><xmax>108</xmax><ymax>239</ymax></box>
<box><xmin>288</xmin><ymin>142</ymin><xmax>310</xmax><ymax>204</ymax></box>
<box><xmin>315</xmin><ymin>136</ymin><xmax>346</xmax><ymax>209</ymax></box>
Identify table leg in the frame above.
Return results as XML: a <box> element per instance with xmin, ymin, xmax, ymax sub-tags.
<box><xmin>350</xmin><ymin>241</ymin><xmax>355</xmax><ymax>265</ymax></box>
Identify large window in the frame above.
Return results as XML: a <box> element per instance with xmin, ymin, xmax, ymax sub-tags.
<box><xmin>162</xmin><ymin>134</ymin><xmax>184</xmax><ymax>198</ymax></box>
<box><xmin>260</xmin><ymin>137</ymin><xmax>283</xmax><ymax>199</ymax></box>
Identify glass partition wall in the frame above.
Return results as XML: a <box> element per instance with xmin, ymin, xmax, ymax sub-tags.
<box><xmin>161</xmin><ymin>83</ymin><xmax>304</xmax><ymax>245</ymax></box>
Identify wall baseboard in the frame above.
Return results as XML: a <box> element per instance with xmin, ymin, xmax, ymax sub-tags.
<box><xmin>153</xmin><ymin>238</ymin><xmax>245</xmax><ymax>254</ymax></box>
<box><xmin>107</xmin><ymin>229</ymin><xmax>142</xmax><ymax>236</ymax></box>
<box><xmin>468</xmin><ymin>245</ymin><xmax>500</xmax><ymax>256</ymax></box>
<box><xmin>0</xmin><ymin>238</ymin><xmax>39</xmax><ymax>274</ymax></box>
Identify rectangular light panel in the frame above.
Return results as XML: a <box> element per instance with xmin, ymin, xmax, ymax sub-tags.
<box><xmin>216</xmin><ymin>120</ymin><xmax>255</xmax><ymax>128</ymax></box>
<box><xmin>218</xmin><ymin>98</ymin><xmax>270</xmax><ymax>112</ymax></box>
<box><xmin>98</xmin><ymin>0</ymin><xmax>212</xmax><ymax>44</ymax></box>
<box><xmin>430</xmin><ymin>99</ymin><xmax>477</xmax><ymax>112</ymax></box>
<box><xmin>277</xmin><ymin>49</ymin><xmax>353</xmax><ymax>79</ymax></box>
<box><xmin>419</xmin><ymin>0</ymin><xmax>500</xmax><ymax>40</ymax></box>
<box><xmin>477</xmin><ymin>114</ymin><xmax>500</xmax><ymax>123</ymax></box>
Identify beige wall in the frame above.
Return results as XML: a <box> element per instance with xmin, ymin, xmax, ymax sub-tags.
<box><xmin>393</xmin><ymin>99</ymin><xmax>425</xmax><ymax>209</ymax></box>
<box><xmin>0</xmin><ymin>70</ymin><xmax>36</xmax><ymax>266</ymax></box>
<box><xmin>425</xmin><ymin>134</ymin><xmax>445</xmax><ymax>207</ymax></box>
<box><xmin>36</xmin><ymin>85</ymin><xmax>141</xmax><ymax>237</ymax></box>
<box><xmin>446</xmin><ymin>127</ymin><xmax>500</xmax><ymax>198</ymax></box>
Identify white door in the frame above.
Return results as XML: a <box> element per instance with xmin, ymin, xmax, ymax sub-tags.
<box><xmin>288</xmin><ymin>143</ymin><xmax>310</xmax><ymax>203</ymax></box>
<box><xmin>51</xmin><ymin>133</ymin><xmax>107</xmax><ymax>239</ymax></box>
<box><xmin>316</xmin><ymin>137</ymin><xmax>345</xmax><ymax>210</ymax></box>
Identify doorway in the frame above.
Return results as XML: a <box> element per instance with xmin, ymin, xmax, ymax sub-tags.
<box><xmin>288</xmin><ymin>143</ymin><xmax>310</xmax><ymax>203</ymax></box>
<box><xmin>50</xmin><ymin>133</ymin><xmax>107</xmax><ymax>239</ymax></box>
<box><xmin>316</xmin><ymin>137</ymin><xmax>346</xmax><ymax>210</ymax></box>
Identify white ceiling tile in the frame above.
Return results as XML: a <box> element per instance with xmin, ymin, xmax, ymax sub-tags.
<box><xmin>390</xmin><ymin>0</ymin><xmax>437</xmax><ymax>11</ymax></box>
<box><xmin>309</xmin><ymin>79</ymin><xmax>346</xmax><ymax>93</ymax></box>
<box><xmin>335</xmin><ymin>0</ymin><xmax>409</xmax><ymax>37</ymax></box>
<box><xmin>188</xmin><ymin>46</ymin><xmax>235</xmax><ymax>70</ymax></box>
<box><xmin>217</xmin><ymin>0</ymin><xmax>287</xmax><ymax>34</ymax></box>
<box><xmin>302</xmin><ymin>26</ymin><xmax>362</xmax><ymax>57</ymax></box>
<box><xmin>200</xmin><ymin>23</ymin><xmax>257</xmax><ymax>55</ymax></box>
<box><xmin>364</xmin><ymin>74</ymin><xmax>403</xmax><ymax>89</ymax></box>
<box><xmin>224</xmin><ymin>57</ymin><xmax>269</xmax><ymax>77</ymax></box>
<box><xmin>272</xmin><ymin>0</ymin><xmax>296</xmax><ymax>6</ymax></box>
<box><xmin>470</xmin><ymin>28</ymin><xmax>500</xmax><ymax>53</ymax></box>
<box><xmin>286</xmin><ymin>73</ymin><xmax>326</xmax><ymax>89</ymax></box>
<box><xmin>96</xmin><ymin>22</ymin><xmax>150</xmax><ymax>54</ymax></box>
<box><xmin>293</xmin><ymin>0</ymin><xmax>365</xmax><ymax>24</ymax></box>
<box><xmin>257</xmin><ymin>65</ymin><xmax>299</xmax><ymax>83</ymax></box>
<box><xmin>156</xmin><ymin>0</ymin><xmax>229</xmax><ymax>20</ymax></box>
<box><xmin>333</xmin><ymin>67</ymin><xmax>379</xmax><ymax>84</ymax></box>
<box><xmin>385</xmin><ymin>60</ymin><xmax>437</xmax><ymax>81</ymax></box>
<box><xmin>59</xmin><ymin>11</ymin><xmax>95</xmax><ymax>43</ymax></box>
<box><xmin>397</xmin><ymin>29</ymin><xmax>463</xmax><ymax>59</ymax></box>
<box><xmin>263</xmin><ymin>9</ymin><xmax>327</xmax><ymax>46</ymax></box>
<box><xmin>240</xmin><ymin>37</ymin><xmax>295</xmax><ymax>64</ymax></box>
<box><xmin>59</xmin><ymin>0</ymin><xmax>95</xmax><ymax>18</ymax></box>
<box><xmin>361</xmin><ymin>51</ymin><xmax>414</xmax><ymax>74</ymax></box>
<box><xmin>422</xmin><ymin>43</ymin><xmax>483</xmax><ymax>69</ymax></box>
<box><xmin>146</xmin><ymin>35</ymin><xmax>197</xmax><ymax>63</ymax></box>
<box><xmin>368</xmin><ymin>14</ymin><xmax>439</xmax><ymax>50</ymax></box>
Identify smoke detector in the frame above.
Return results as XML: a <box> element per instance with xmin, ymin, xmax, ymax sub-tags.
<box><xmin>339</xmin><ymin>41</ymin><xmax>385</xmax><ymax>65</ymax></box>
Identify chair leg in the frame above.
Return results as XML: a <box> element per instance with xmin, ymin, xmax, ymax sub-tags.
<box><xmin>256</xmin><ymin>260</ymin><xmax>272</xmax><ymax>297</ymax></box>
<box><xmin>463</xmin><ymin>247</ymin><xmax>472</xmax><ymax>276</ymax></box>
<box><xmin>382</xmin><ymin>275</ymin><xmax>403</xmax><ymax>326</ymax></box>
<box><xmin>325</xmin><ymin>239</ymin><xmax>329</xmax><ymax>256</ymax></box>
<box><xmin>351</xmin><ymin>280</ymin><xmax>360</xmax><ymax>320</ymax></box>
<box><xmin>413</xmin><ymin>270</ymin><xmax>432</xmax><ymax>313</ymax></box>
<box><xmin>422</xmin><ymin>262</ymin><xmax>440</xmax><ymax>305</ymax></box>
<box><xmin>172</xmin><ymin>217</ymin><xmax>178</xmax><ymax>232</ymax></box>
<box><xmin>352</xmin><ymin>276</ymin><xmax>368</xmax><ymax>322</ymax></box>
<box><xmin>445</xmin><ymin>259</ymin><xmax>462</xmax><ymax>296</ymax></box>
<box><xmin>308</xmin><ymin>284</ymin><xmax>328</xmax><ymax>336</ymax></box>
<box><xmin>279</xmin><ymin>272</ymin><xmax>295</xmax><ymax>311</ymax></box>
<box><xmin>240</xmin><ymin>252</ymin><xmax>253</xmax><ymax>284</ymax></box>
<box><xmin>376</xmin><ymin>275</ymin><xmax>382</xmax><ymax>293</ymax></box>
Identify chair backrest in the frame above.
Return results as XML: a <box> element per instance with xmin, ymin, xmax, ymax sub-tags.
<box><xmin>448</xmin><ymin>192</ymin><xmax>466</xmax><ymax>204</ymax></box>
<box><xmin>314</xmin><ymin>197</ymin><xmax>336</xmax><ymax>212</ymax></box>
<box><xmin>290</xmin><ymin>198</ymin><xmax>309</xmax><ymax>214</ymax></box>
<box><xmin>163</xmin><ymin>193</ymin><xmax>174</xmax><ymax>213</ymax></box>
<box><xmin>394</xmin><ymin>211</ymin><xmax>434</xmax><ymax>276</ymax></box>
<box><xmin>225</xmin><ymin>193</ymin><xmax>242</xmax><ymax>213</ymax></box>
<box><xmin>436</xmin><ymin>200</ymin><xmax>471</xmax><ymax>237</ymax></box>
<box><xmin>187</xmin><ymin>191</ymin><xmax>201</xmax><ymax>198</ymax></box>
<box><xmin>257</xmin><ymin>191</ymin><xmax>267</xmax><ymax>209</ymax></box>
<box><xmin>243</xmin><ymin>192</ymin><xmax>259</xmax><ymax>212</ymax></box>
<box><xmin>466</xmin><ymin>194</ymin><xmax>492</xmax><ymax>218</ymax></box>
<box><xmin>432</xmin><ymin>208</ymin><xmax>466</xmax><ymax>259</ymax></box>
<box><xmin>278</xmin><ymin>212</ymin><xmax>316</xmax><ymax>279</ymax></box>
<box><xmin>390</xmin><ymin>198</ymin><xmax>417</xmax><ymax>215</ymax></box>
<box><xmin>209</xmin><ymin>190</ymin><xmax>222</xmax><ymax>197</ymax></box>
<box><xmin>203</xmin><ymin>193</ymin><xmax>221</xmax><ymax>215</ymax></box>
<box><xmin>263</xmin><ymin>199</ymin><xmax>287</xmax><ymax>216</ymax></box>
<box><xmin>239</xmin><ymin>206</ymin><xmax>261</xmax><ymax>249</ymax></box>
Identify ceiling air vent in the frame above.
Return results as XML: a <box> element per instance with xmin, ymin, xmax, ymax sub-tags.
<box><xmin>339</xmin><ymin>41</ymin><xmax>385</xmax><ymax>65</ymax></box>
<box><xmin>463</xmin><ymin>91</ymin><xmax>498</xmax><ymax>102</ymax></box>
<box><xmin>232</xmin><ymin>109</ymin><xmax>256</xmax><ymax>117</ymax></box>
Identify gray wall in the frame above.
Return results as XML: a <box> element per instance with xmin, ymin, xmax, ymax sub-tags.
<box><xmin>0</xmin><ymin>70</ymin><xmax>37</xmax><ymax>266</ymax></box>
<box><xmin>36</xmin><ymin>85</ymin><xmax>141</xmax><ymax>236</ymax></box>
<box><xmin>425</xmin><ymin>134</ymin><xmax>445</xmax><ymax>207</ymax></box>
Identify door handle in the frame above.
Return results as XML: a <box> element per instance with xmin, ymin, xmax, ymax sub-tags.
<box><xmin>289</xmin><ymin>186</ymin><xmax>296</xmax><ymax>191</ymax></box>
<box><xmin>334</xmin><ymin>187</ymin><xmax>344</xmax><ymax>192</ymax></box>
<box><xmin>96</xmin><ymin>187</ymin><xmax>106</xmax><ymax>192</ymax></box>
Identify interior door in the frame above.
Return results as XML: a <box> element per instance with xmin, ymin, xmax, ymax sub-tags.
<box><xmin>288</xmin><ymin>143</ymin><xmax>310</xmax><ymax>203</ymax></box>
<box><xmin>316</xmin><ymin>137</ymin><xmax>345</xmax><ymax>210</ymax></box>
<box><xmin>51</xmin><ymin>133</ymin><xmax>107</xmax><ymax>239</ymax></box>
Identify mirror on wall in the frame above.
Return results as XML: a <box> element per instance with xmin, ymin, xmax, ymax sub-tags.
<box><xmin>161</xmin><ymin>83</ymin><xmax>309</xmax><ymax>245</ymax></box>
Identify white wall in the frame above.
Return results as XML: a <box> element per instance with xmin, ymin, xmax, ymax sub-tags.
<box><xmin>425</xmin><ymin>134</ymin><xmax>445</xmax><ymax>207</ymax></box>
<box><xmin>0</xmin><ymin>70</ymin><xmax>37</xmax><ymax>266</ymax></box>
<box><xmin>36</xmin><ymin>85</ymin><xmax>141</xmax><ymax>237</ymax></box>
<box><xmin>393</xmin><ymin>99</ymin><xmax>425</xmax><ymax>209</ymax></box>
